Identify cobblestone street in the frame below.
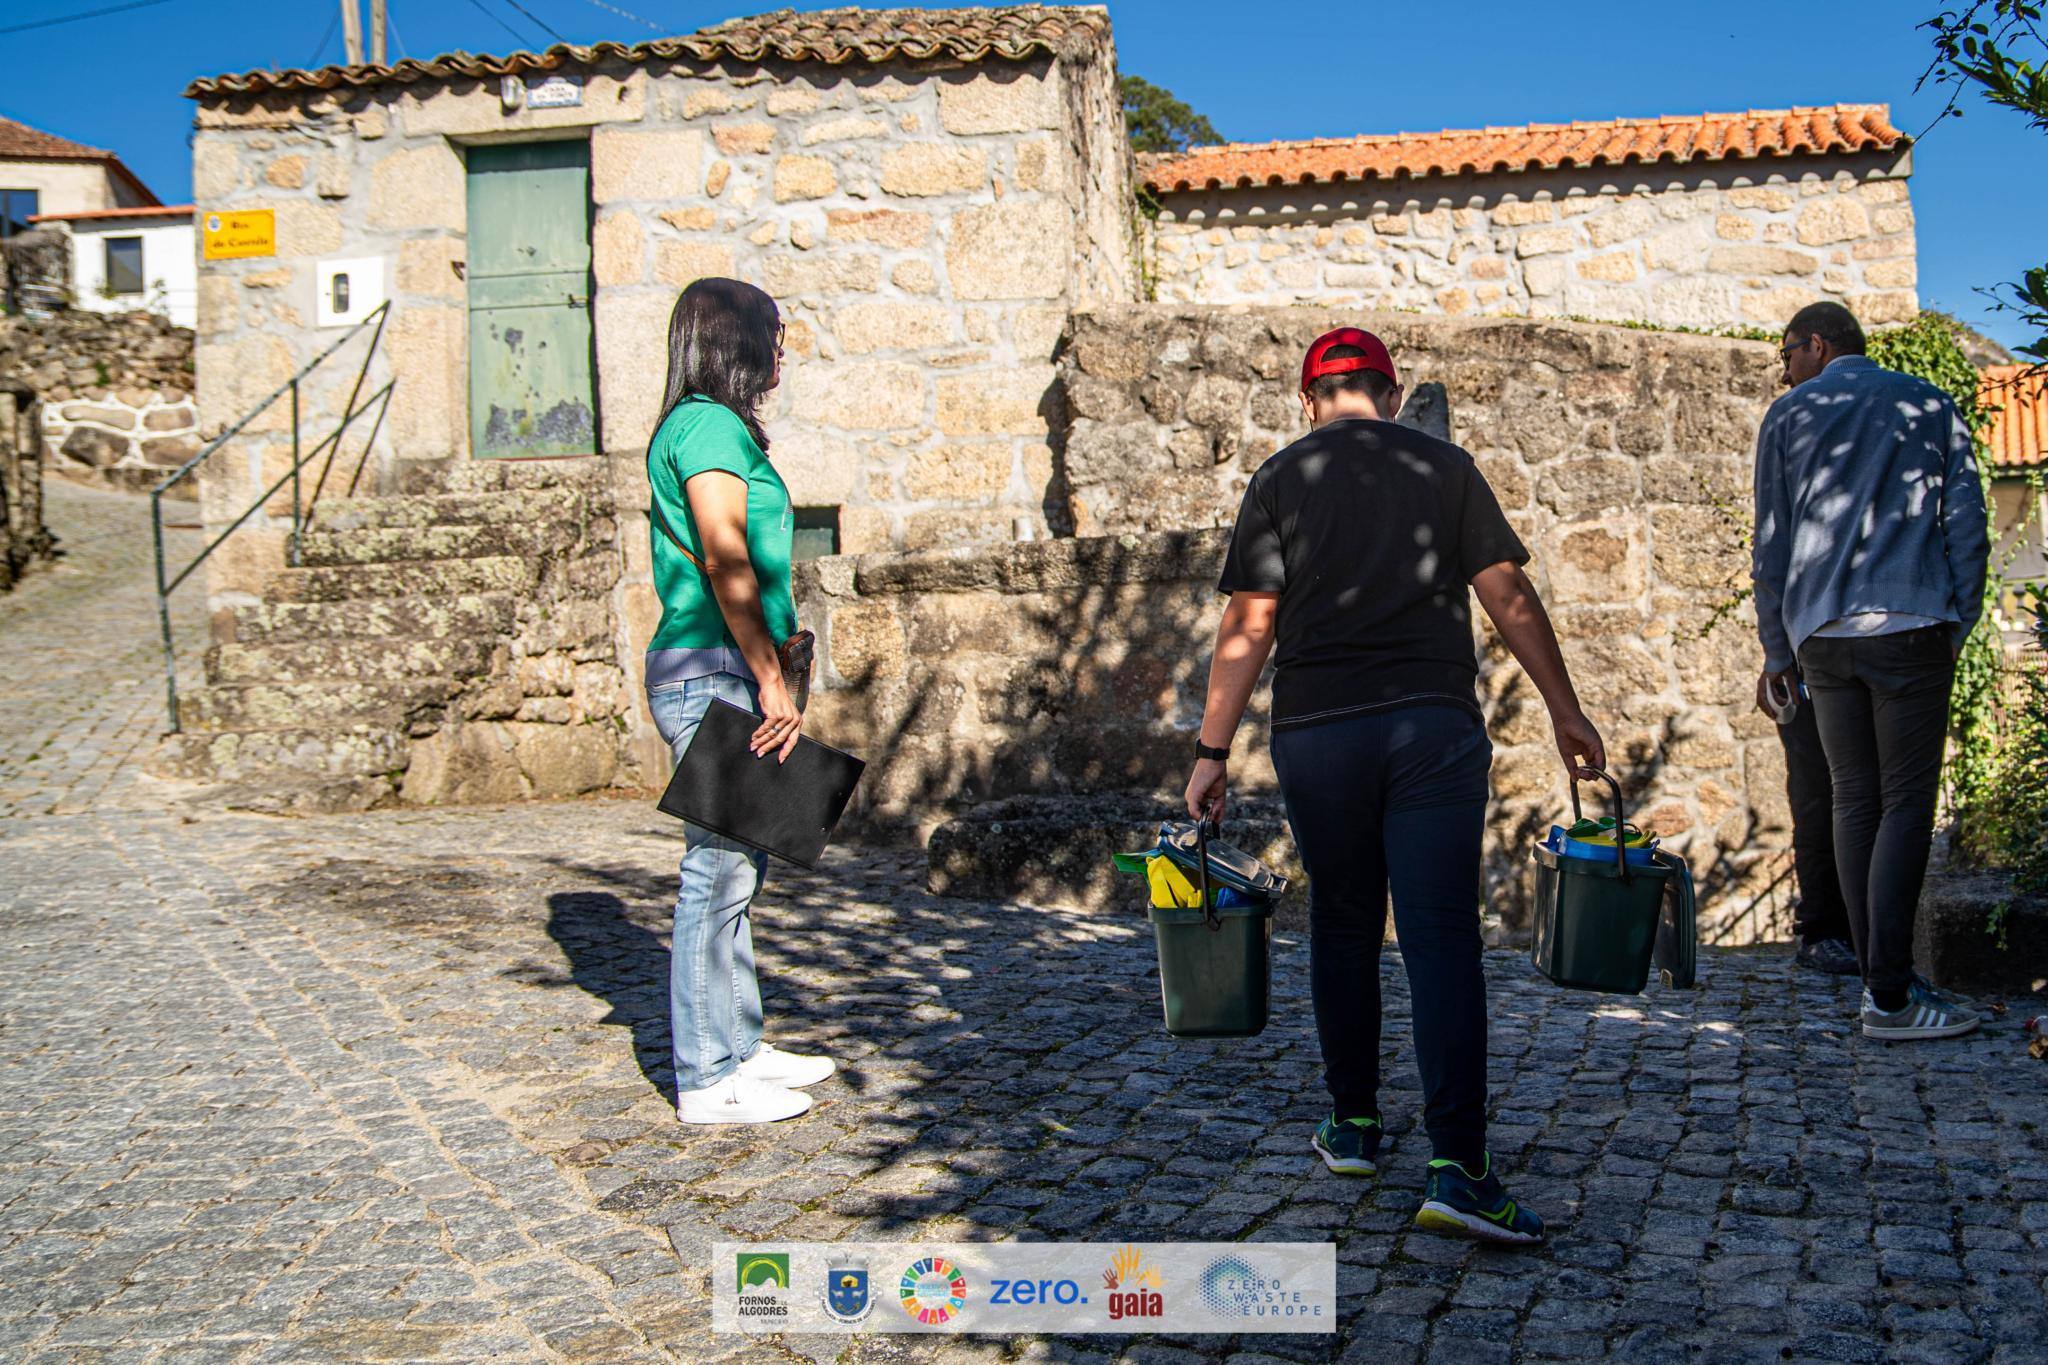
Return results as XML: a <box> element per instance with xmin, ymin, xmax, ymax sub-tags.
<box><xmin>2</xmin><ymin>486</ymin><xmax>2046</xmax><ymax>1362</ymax></box>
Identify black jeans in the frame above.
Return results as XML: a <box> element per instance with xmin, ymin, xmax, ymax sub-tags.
<box><xmin>1796</xmin><ymin>628</ymin><xmax>1956</xmax><ymax>1002</ymax></box>
<box><xmin>1271</xmin><ymin>703</ymin><xmax>1491</xmax><ymax>1168</ymax></box>
<box><xmin>1776</xmin><ymin>699</ymin><xmax>1850</xmax><ymax>945</ymax></box>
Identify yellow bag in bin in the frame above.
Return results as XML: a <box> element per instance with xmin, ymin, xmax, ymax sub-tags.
<box><xmin>1146</xmin><ymin>856</ymin><xmax>1205</xmax><ymax>909</ymax></box>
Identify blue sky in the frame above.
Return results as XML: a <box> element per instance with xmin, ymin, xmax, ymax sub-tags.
<box><xmin>5</xmin><ymin>0</ymin><xmax>2039</xmax><ymax>347</ymax></box>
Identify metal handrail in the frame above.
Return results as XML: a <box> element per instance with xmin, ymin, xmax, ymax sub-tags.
<box><xmin>151</xmin><ymin>302</ymin><xmax>393</xmax><ymax>733</ymax></box>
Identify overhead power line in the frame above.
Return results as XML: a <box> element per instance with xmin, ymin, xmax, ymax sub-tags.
<box><xmin>460</xmin><ymin>0</ymin><xmax>529</xmax><ymax>48</ymax></box>
<box><xmin>498</xmin><ymin>0</ymin><xmax>568</xmax><ymax>45</ymax></box>
<box><xmin>580</xmin><ymin>0</ymin><xmax>663</xmax><ymax>31</ymax></box>
<box><xmin>0</xmin><ymin>0</ymin><xmax>175</xmax><ymax>36</ymax></box>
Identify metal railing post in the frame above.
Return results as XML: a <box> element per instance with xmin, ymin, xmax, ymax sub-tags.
<box><xmin>288</xmin><ymin>377</ymin><xmax>302</xmax><ymax>567</ymax></box>
<box><xmin>152</xmin><ymin>488</ymin><xmax>180</xmax><ymax>733</ymax></box>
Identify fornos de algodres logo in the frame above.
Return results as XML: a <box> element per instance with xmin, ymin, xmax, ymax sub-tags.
<box><xmin>898</xmin><ymin>1255</ymin><xmax>969</xmax><ymax>1325</ymax></box>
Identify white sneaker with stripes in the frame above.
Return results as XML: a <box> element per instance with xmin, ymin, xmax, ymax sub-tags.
<box><xmin>1861</xmin><ymin>979</ymin><xmax>1980</xmax><ymax>1041</ymax></box>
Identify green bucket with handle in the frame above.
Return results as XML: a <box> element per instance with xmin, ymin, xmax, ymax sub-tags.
<box><xmin>1147</xmin><ymin>820</ymin><xmax>1277</xmax><ymax>1038</ymax></box>
<box><xmin>1530</xmin><ymin>767</ymin><xmax>1674</xmax><ymax>995</ymax></box>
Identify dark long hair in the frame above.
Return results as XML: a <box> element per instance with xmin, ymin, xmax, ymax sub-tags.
<box><xmin>657</xmin><ymin>277</ymin><xmax>780</xmax><ymax>451</ymax></box>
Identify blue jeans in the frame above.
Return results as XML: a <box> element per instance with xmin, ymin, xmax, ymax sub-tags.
<box><xmin>649</xmin><ymin>673</ymin><xmax>768</xmax><ymax>1092</ymax></box>
<box><xmin>1271</xmin><ymin>703</ymin><xmax>1492</xmax><ymax>1167</ymax></box>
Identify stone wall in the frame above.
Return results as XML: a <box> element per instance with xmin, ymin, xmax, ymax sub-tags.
<box><xmin>0</xmin><ymin>308</ymin><xmax>199</xmax><ymax>497</ymax></box>
<box><xmin>189</xmin><ymin>39</ymin><xmax>1134</xmax><ymax>614</ymax></box>
<box><xmin>1148</xmin><ymin>155</ymin><xmax>1917</xmax><ymax>332</ymax></box>
<box><xmin>802</xmin><ymin>308</ymin><xmax>1800</xmax><ymax>941</ymax></box>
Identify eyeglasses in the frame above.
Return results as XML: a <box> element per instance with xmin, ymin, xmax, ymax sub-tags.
<box><xmin>1778</xmin><ymin>335</ymin><xmax>1813</xmax><ymax>363</ymax></box>
<box><xmin>774</xmin><ymin>322</ymin><xmax>787</xmax><ymax>356</ymax></box>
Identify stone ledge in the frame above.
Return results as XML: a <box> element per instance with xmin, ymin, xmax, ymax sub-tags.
<box><xmin>1914</xmin><ymin>872</ymin><xmax>2048</xmax><ymax>1001</ymax></box>
<box><xmin>797</xmin><ymin>527</ymin><xmax>1232</xmax><ymax>599</ymax></box>
<box><xmin>926</xmin><ymin>791</ymin><xmax>1305</xmax><ymax>926</ymax></box>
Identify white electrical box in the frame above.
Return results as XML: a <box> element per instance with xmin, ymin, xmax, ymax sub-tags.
<box><xmin>315</xmin><ymin>256</ymin><xmax>386</xmax><ymax>329</ymax></box>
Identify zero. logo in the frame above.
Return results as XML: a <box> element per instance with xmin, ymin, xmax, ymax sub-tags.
<box><xmin>988</xmin><ymin>1277</ymin><xmax>1087</xmax><ymax>1306</ymax></box>
<box><xmin>899</xmin><ymin>1256</ymin><xmax>968</xmax><ymax>1325</ymax></box>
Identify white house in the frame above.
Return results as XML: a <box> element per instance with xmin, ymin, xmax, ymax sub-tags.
<box><xmin>30</xmin><ymin>205</ymin><xmax>196</xmax><ymax>328</ymax></box>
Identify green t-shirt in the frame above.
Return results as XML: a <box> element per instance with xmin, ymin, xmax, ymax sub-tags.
<box><xmin>645</xmin><ymin>396</ymin><xmax>797</xmax><ymax>659</ymax></box>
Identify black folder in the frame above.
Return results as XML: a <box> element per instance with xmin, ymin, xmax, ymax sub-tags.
<box><xmin>657</xmin><ymin>698</ymin><xmax>865</xmax><ymax>868</ymax></box>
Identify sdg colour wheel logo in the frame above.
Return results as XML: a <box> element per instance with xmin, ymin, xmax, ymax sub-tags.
<box><xmin>898</xmin><ymin>1256</ymin><xmax>968</xmax><ymax>1325</ymax></box>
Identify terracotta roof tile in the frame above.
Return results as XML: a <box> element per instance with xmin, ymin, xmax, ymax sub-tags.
<box><xmin>1982</xmin><ymin>365</ymin><xmax>2048</xmax><ymax>472</ymax></box>
<box><xmin>1141</xmin><ymin>105</ymin><xmax>1907</xmax><ymax>193</ymax></box>
<box><xmin>0</xmin><ymin>114</ymin><xmax>115</xmax><ymax>163</ymax></box>
<box><xmin>185</xmin><ymin>5</ymin><xmax>1110</xmax><ymax>98</ymax></box>
<box><xmin>28</xmin><ymin>204</ymin><xmax>194</xmax><ymax>223</ymax></box>
<box><xmin>0</xmin><ymin>115</ymin><xmax>160</xmax><ymax>207</ymax></box>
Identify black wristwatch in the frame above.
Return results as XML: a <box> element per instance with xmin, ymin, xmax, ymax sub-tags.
<box><xmin>1194</xmin><ymin>740</ymin><xmax>1230</xmax><ymax>762</ymax></box>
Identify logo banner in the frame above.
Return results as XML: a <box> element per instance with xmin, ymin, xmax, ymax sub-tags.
<box><xmin>713</xmin><ymin>1241</ymin><xmax>1336</xmax><ymax>1334</ymax></box>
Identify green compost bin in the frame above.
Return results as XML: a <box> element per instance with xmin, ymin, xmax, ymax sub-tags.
<box><xmin>1529</xmin><ymin>842</ymin><xmax>1673</xmax><ymax>995</ymax></box>
<box><xmin>1149</xmin><ymin>899</ymin><xmax>1273</xmax><ymax>1038</ymax></box>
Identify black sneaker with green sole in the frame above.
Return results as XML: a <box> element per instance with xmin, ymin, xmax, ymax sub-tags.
<box><xmin>1414</xmin><ymin>1153</ymin><xmax>1545</xmax><ymax>1245</ymax></box>
<box><xmin>1310</xmin><ymin>1114</ymin><xmax>1381</xmax><ymax>1175</ymax></box>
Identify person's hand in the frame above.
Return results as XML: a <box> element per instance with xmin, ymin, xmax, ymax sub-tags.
<box><xmin>750</xmin><ymin>678</ymin><xmax>803</xmax><ymax>763</ymax></box>
<box><xmin>1756</xmin><ymin>667</ymin><xmax>1798</xmax><ymax>719</ymax></box>
<box><xmin>1185</xmin><ymin>757</ymin><xmax>1227</xmax><ymax>824</ymax></box>
<box><xmin>1551</xmin><ymin>708</ymin><xmax>1606</xmax><ymax>781</ymax></box>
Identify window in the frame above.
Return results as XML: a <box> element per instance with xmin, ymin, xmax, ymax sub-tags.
<box><xmin>0</xmin><ymin>189</ymin><xmax>38</xmax><ymax>239</ymax></box>
<box><xmin>791</xmin><ymin>507</ymin><xmax>841</xmax><ymax>562</ymax></box>
<box><xmin>103</xmin><ymin>236</ymin><xmax>144</xmax><ymax>295</ymax></box>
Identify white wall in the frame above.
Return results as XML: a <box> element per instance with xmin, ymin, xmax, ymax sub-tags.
<box><xmin>67</xmin><ymin>219</ymin><xmax>195</xmax><ymax>327</ymax></box>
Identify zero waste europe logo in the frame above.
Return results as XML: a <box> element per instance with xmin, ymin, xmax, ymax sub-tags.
<box><xmin>1199</xmin><ymin>1255</ymin><xmax>1324</xmax><ymax>1322</ymax></box>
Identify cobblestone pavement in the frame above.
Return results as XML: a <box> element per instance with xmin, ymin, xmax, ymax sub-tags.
<box><xmin>3</xmin><ymin>489</ymin><xmax>2047</xmax><ymax>1363</ymax></box>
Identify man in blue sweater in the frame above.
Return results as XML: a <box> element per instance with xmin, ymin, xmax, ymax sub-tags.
<box><xmin>1752</xmin><ymin>302</ymin><xmax>1990</xmax><ymax>1042</ymax></box>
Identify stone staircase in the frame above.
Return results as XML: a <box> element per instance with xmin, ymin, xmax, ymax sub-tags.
<box><xmin>150</xmin><ymin>460</ymin><xmax>627</xmax><ymax>814</ymax></box>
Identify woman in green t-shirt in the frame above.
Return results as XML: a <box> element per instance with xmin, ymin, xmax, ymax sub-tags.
<box><xmin>644</xmin><ymin>278</ymin><xmax>832</xmax><ymax>1125</ymax></box>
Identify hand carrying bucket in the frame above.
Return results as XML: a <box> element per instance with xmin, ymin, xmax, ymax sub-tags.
<box><xmin>1530</xmin><ymin>768</ymin><xmax>1673</xmax><ymax>995</ymax></box>
<box><xmin>1148</xmin><ymin>819</ymin><xmax>1274</xmax><ymax>1038</ymax></box>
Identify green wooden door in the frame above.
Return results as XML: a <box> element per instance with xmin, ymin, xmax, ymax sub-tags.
<box><xmin>465</xmin><ymin>141</ymin><xmax>597</xmax><ymax>458</ymax></box>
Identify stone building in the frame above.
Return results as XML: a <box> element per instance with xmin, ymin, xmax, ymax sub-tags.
<box><xmin>161</xmin><ymin>4</ymin><xmax>1925</xmax><ymax>940</ymax></box>
<box><xmin>1139</xmin><ymin>106</ymin><xmax>1916</xmax><ymax>331</ymax></box>
<box><xmin>184</xmin><ymin>4</ymin><xmax>1130</xmax><ymax>569</ymax></box>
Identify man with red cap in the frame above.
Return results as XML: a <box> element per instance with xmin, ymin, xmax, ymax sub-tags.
<box><xmin>1185</xmin><ymin>327</ymin><xmax>1605</xmax><ymax>1245</ymax></box>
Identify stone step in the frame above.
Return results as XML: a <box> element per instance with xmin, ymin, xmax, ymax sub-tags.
<box><xmin>149</xmin><ymin>726</ymin><xmax>409</xmax><ymax>782</ymax></box>
<box><xmin>176</xmin><ymin>678</ymin><xmax>458</xmax><ymax>732</ymax></box>
<box><xmin>229</xmin><ymin>593</ymin><xmax>518</xmax><ymax>644</ymax></box>
<box><xmin>296</xmin><ymin>521</ymin><xmax>563</xmax><ymax>568</ymax></box>
<box><xmin>264</xmin><ymin>556</ymin><xmax>538</xmax><ymax>603</ymax></box>
<box><xmin>394</xmin><ymin>456</ymin><xmax>608</xmax><ymax>497</ymax></box>
<box><xmin>207</xmin><ymin>635</ymin><xmax>497</xmax><ymax>685</ymax></box>
<box><xmin>316</xmin><ymin>486</ymin><xmax>586</xmax><ymax>531</ymax></box>
<box><xmin>211</xmin><ymin>773</ymin><xmax>398</xmax><ymax>816</ymax></box>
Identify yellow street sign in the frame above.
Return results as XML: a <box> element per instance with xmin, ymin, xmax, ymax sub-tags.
<box><xmin>202</xmin><ymin>209</ymin><xmax>277</xmax><ymax>260</ymax></box>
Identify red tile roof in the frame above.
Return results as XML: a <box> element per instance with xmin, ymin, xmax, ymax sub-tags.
<box><xmin>185</xmin><ymin>5</ymin><xmax>1111</xmax><ymax>98</ymax></box>
<box><xmin>1141</xmin><ymin>105</ymin><xmax>1907</xmax><ymax>193</ymax></box>
<box><xmin>1982</xmin><ymin>365</ymin><xmax>2048</xmax><ymax>472</ymax></box>
<box><xmin>0</xmin><ymin>115</ymin><xmax>161</xmax><ymax>206</ymax></box>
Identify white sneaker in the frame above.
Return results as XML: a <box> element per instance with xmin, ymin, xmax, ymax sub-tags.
<box><xmin>737</xmin><ymin>1041</ymin><xmax>837</xmax><ymax>1088</ymax></box>
<box><xmin>676</xmin><ymin>1074</ymin><xmax>812</xmax><ymax>1125</ymax></box>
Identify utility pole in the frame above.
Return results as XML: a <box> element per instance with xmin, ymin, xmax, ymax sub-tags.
<box><xmin>339</xmin><ymin>0</ymin><xmax>364</xmax><ymax>65</ymax></box>
<box><xmin>369</xmin><ymin>0</ymin><xmax>386</xmax><ymax>65</ymax></box>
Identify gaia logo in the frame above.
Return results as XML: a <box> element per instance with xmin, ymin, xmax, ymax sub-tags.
<box><xmin>898</xmin><ymin>1255</ymin><xmax>969</xmax><ymax>1325</ymax></box>
<box><xmin>1102</xmin><ymin>1244</ymin><xmax>1164</xmax><ymax>1322</ymax></box>
<box><xmin>737</xmin><ymin>1252</ymin><xmax>790</xmax><ymax>1292</ymax></box>
<box><xmin>824</xmin><ymin>1259</ymin><xmax>872</xmax><ymax>1324</ymax></box>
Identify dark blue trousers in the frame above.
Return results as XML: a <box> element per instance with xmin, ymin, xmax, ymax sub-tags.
<box><xmin>1272</xmin><ymin>703</ymin><xmax>1491</xmax><ymax>1167</ymax></box>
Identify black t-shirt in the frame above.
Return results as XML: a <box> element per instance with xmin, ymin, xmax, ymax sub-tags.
<box><xmin>1217</xmin><ymin>417</ymin><xmax>1528</xmax><ymax>731</ymax></box>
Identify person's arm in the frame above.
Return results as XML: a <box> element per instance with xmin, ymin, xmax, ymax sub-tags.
<box><xmin>1184</xmin><ymin>591</ymin><xmax>1279</xmax><ymax>822</ymax></box>
<box><xmin>1750</xmin><ymin>410</ymin><xmax>1798</xmax><ymax>682</ymax></box>
<box><xmin>683</xmin><ymin>470</ymin><xmax>802</xmax><ymax>762</ymax></box>
<box><xmin>1940</xmin><ymin>400</ymin><xmax>1991</xmax><ymax>655</ymax></box>
<box><xmin>1470</xmin><ymin>562</ymin><xmax>1606</xmax><ymax>780</ymax></box>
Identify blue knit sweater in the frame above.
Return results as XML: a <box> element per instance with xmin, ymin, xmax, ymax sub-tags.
<box><xmin>1750</xmin><ymin>355</ymin><xmax>1990</xmax><ymax>672</ymax></box>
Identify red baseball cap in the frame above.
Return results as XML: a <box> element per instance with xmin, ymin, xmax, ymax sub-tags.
<box><xmin>1300</xmin><ymin>327</ymin><xmax>1398</xmax><ymax>392</ymax></box>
